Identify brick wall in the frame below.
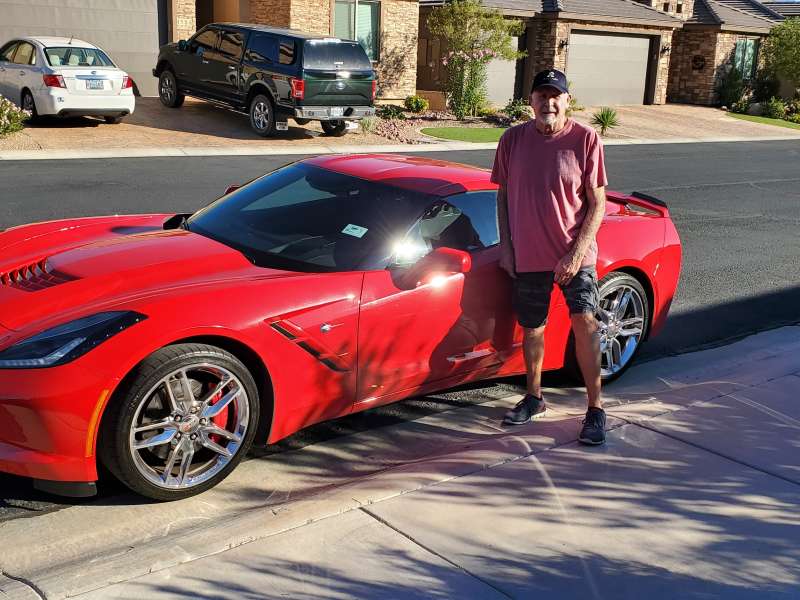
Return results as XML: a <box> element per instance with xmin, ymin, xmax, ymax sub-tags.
<box><xmin>172</xmin><ymin>0</ymin><xmax>196</xmax><ymax>41</ymax></box>
<box><xmin>523</xmin><ymin>18</ymin><xmax>673</xmax><ymax>105</ymax></box>
<box><xmin>631</xmin><ymin>0</ymin><xmax>693</xmax><ymax>19</ymax></box>
<box><xmin>667</xmin><ymin>30</ymin><xmax>763</xmax><ymax>104</ymax></box>
<box><xmin>375</xmin><ymin>0</ymin><xmax>418</xmax><ymax>99</ymax></box>
<box><xmin>291</xmin><ymin>0</ymin><xmax>331</xmax><ymax>34</ymax></box>
<box><xmin>249</xmin><ymin>0</ymin><xmax>291</xmax><ymax>29</ymax></box>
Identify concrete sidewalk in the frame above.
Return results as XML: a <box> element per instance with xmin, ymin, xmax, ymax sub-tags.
<box><xmin>1</xmin><ymin>327</ymin><xmax>799</xmax><ymax>599</ymax></box>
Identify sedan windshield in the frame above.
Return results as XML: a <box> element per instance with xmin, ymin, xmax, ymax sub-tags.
<box><xmin>187</xmin><ymin>163</ymin><xmax>435</xmax><ymax>272</ymax></box>
<box><xmin>45</xmin><ymin>47</ymin><xmax>115</xmax><ymax>67</ymax></box>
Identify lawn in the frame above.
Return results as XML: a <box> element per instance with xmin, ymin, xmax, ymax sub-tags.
<box><xmin>421</xmin><ymin>127</ymin><xmax>508</xmax><ymax>142</ymax></box>
<box><xmin>727</xmin><ymin>113</ymin><xmax>800</xmax><ymax>131</ymax></box>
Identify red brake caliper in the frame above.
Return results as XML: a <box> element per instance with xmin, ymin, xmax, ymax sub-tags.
<box><xmin>208</xmin><ymin>387</ymin><xmax>229</xmax><ymax>444</ymax></box>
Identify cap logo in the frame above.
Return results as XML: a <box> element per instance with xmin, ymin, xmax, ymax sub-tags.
<box><xmin>547</xmin><ymin>71</ymin><xmax>556</xmax><ymax>79</ymax></box>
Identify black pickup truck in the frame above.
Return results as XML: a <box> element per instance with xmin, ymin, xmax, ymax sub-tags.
<box><xmin>153</xmin><ymin>23</ymin><xmax>376</xmax><ymax>137</ymax></box>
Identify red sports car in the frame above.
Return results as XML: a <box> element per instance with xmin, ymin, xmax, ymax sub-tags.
<box><xmin>0</xmin><ymin>154</ymin><xmax>681</xmax><ymax>500</ymax></box>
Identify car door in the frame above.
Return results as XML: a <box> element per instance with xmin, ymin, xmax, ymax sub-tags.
<box><xmin>10</xmin><ymin>42</ymin><xmax>39</xmax><ymax>106</ymax></box>
<box><xmin>0</xmin><ymin>41</ymin><xmax>19</xmax><ymax>99</ymax></box>
<box><xmin>208</xmin><ymin>27</ymin><xmax>246</xmax><ymax>102</ymax></box>
<box><xmin>175</xmin><ymin>27</ymin><xmax>220</xmax><ymax>96</ymax></box>
<box><xmin>356</xmin><ymin>191</ymin><xmax>517</xmax><ymax>407</ymax></box>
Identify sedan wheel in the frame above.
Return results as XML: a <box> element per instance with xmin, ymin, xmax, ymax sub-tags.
<box><xmin>21</xmin><ymin>90</ymin><xmax>37</xmax><ymax>120</ymax></box>
<box><xmin>565</xmin><ymin>272</ymin><xmax>649</xmax><ymax>383</ymax></box>
<box><xmin>100</xmin><ymin>344</ymin><xmax>259</xmax><ymax>500</ymax></box>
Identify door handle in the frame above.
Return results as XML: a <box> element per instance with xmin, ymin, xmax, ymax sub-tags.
<box><xmin>202</xmin><ymin>59</ymin><xmax>209</xmax><ymax>64</ymax></box>
<box><xmin>320</xmin><ymin>323</ymin><xmax>343</xmax><ymax>333</ymax></box>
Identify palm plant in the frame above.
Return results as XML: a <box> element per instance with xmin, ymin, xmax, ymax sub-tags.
<box><xmin>591</xmin><ymin>107</ymin><xmax>619</xmax><ymax>136</ymax></box>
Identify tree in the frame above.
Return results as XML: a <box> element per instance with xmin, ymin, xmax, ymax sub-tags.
<box><xmin>427</xmin><ymin>0</ymin><xmax>525</xmax><ymax>119</ymax></box>
<box><xmin>763</xmin><ymin>19</ymin><xmax>800</xmax><ymax>88</ymax></box>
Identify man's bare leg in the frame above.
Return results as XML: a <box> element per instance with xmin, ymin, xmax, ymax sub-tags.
<box><xmin>570</xmin><ymin>312</ymin><xmax>602</xmax><ymax>408</ymax></box>
<box><xmin>522</xmin><ymin>326</ymin><xmax>546</xmax><ymax>397</ymax></box>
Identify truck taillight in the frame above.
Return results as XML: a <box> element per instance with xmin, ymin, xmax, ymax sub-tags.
<box><xmin>371</xmin><ymin>79</ymin><xmax>377</xmax><ymax>100</ymax></box>
<box><xmin>122</xmin><ymin>76</ymin><xmax>133</xmax><ymax>89</ymax></box>
<box><xmin>290</xmin><ymin>78</ymin><xmax>305</xmax><ymax>100</ymax></box>
<box><xmin>43</xmin><ymin>74</ymin><xmax>66</xmax><ymax>88</ymax></box>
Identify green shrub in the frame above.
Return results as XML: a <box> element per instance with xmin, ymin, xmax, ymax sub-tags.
<box><xmin>376</xmin><ymin>104</ymin><xmax>406</xmax><ymax>120</ymax></box>
<box><xmin>785</xmin><ymin>99</ymin><xmax>800</xmax><ymax>117</ymax></box>
<box><xmin>591</xmin><ymin>106</ymin><xmax>619</xmax><ymax>136</ymax></box>
<box><xmin>503</xmin><ymin>97</ymin><xmax>531</xmax><ymax>121</ymax></box>
<box><xmin>730</xmin><ymin>98</ymin><xmax>751</xmax><ymax>114</ymax></box>
<box><xmin>786</xmin><ymin>113</ymin><xmax>800</xmax><ymax>124</ymax></box>
<box><xmin>403</xmin><ymin>95</ymin><xmax>429</xmax><ymax>113</ymax></box>
<box><xmin>359</xmin><ymin>116</ymin><xmax>377</xmax><ymax>134</ymax></box>
<box><xmin>752</xmin><ymin>70</ymin><xmax>781</xmax><ymax>102</ymax></box>
<box><xmin>567</xmin><ymin>81</ymin><xmax>584</xmax><ymax>116</ymax></box>
<box><xmin>0</xmin><ymin>95</ymin><xmax>29</xmax><ymax>137</ymax></box>
<box><xmin>717</xmin><ymin>68</ymin><xmax>745</xmax><ymax>107</ymax></box>
<box><xmin>763</xmin><ymin>96</ymin><xmax>787</xmax><ymax>119</ymax></box>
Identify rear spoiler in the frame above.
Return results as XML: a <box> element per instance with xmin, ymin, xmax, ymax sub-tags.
<box><xmin>610</xmin><ymin>191</ymin><xmax>669</xmax><ymax>217</ymax></box>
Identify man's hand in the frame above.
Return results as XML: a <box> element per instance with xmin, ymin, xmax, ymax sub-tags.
<box><xmin>554</xmin><ymin>251</ymin><xmax>582</xmax><ymax>286</ymax></box>
<box><xmin>500</xmin><ymin>244</ymin><xmax>516</xmax><ymax>278</ymax></box>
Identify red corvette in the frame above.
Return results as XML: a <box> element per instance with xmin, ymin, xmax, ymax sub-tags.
<box><xmin>0</xmin><ymin>154</ymin><xmax>681</xmax><ymax>500</ymax></box>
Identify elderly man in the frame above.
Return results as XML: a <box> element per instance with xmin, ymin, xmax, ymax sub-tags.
<box><xmin>491</xmin><ymin>68</ymin><xmax>608</xmax><ymax>445</ymax></box>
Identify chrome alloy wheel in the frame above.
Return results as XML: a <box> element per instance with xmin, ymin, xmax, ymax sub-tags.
<box><xmin>160</xmin><ymin>74</ymin><xmax>175</xmax><ymax>104</ymax></box>
<box><xmin>128</xmin><ymin>363</ymin><xmax>250</xmax><ymax>490</ymax></box>
<box><xmin>596</xmin><ymin>284</ymin><xmax>646</xmax><ymax>378</ymax></box>
<box><xmin>252</xmin><ymin>100</ymin><xmax>271</xmax><ymax>130</ymax></box>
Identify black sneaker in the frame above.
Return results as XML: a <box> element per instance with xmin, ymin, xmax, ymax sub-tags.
<box><xmin>579</xmin><ymin>407</ymin><xmax>606</xmax><ymax>445</ymax></box>
<box><xmin>502</xmin><ymin>394</ymin><xmax>546</xmax><ymax>425</ymax></box>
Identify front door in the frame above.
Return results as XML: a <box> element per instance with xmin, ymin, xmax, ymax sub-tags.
<box><xmin>207</xmin><ymin>27</ymin><xmax>246</xmax><ymax>102</ymax></box>
<box><xmin>176</xmin><ymin>26</ymin><xmax>219</xmax><ymax>95</ymax></box>
<box><xmin>0</xmin><ymin>42</ymin><xmax>19</xmax><ymax>100</ymax></box>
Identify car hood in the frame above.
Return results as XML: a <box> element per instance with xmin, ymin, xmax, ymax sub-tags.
<box><xmin>0</xmin><ymin>221</ymin><xmax>289</xmax><ymax>331</ymax></box>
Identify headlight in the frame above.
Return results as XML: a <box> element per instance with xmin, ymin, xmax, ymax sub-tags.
<box><xmin>0</xmin><ymin>311</ymin><xmax>146</xmax><ymax>369</ymax></box>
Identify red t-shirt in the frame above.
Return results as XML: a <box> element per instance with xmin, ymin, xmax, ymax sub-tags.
<box><xmin>490</xmin><ymin>118</ymin><xmax>608</xmax><ymax>272</ymax></box>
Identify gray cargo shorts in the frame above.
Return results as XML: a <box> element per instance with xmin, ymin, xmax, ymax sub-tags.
<box><xmin>512</xmin><ymin>267</ymin><xmax>599</xmax><ymax>329</ymax></box>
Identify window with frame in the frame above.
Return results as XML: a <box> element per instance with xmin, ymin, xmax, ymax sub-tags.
<box><xmin>245</xmin><ymin>33</ymin><xmax>278</xmax><ymax>64</ymax></box>
<box><xmin>218</xmin><ymin>29</ymin><xmax>245</xmax><ymax>61</ymax></box>
<box><xmin>279</xmin><ymin>40</ymin><xmax>295</xmax><ymax>65</ymax></box>
<box><xmin>13</xmin><ymin>42</ymin><xmax>35</xmax><ymax>65</ymax></box>
<box><xmin>0</xmin><ymin>42</ymin><xmax>19</xmax><ymax>62</ymax></box>
<box><xmin>733</xmin><ymin>39</ymin><xmax>758</xmax><ymax>80</ymax></box>
<box><xmin>190</xmin><ymin>28</ymin><xmax>219</xmax><ymax>56</ymax></box>
<box><xmin>334</xmin><ymin>0</ymin><xmax>380</xmax><ymax>61</ymax></box>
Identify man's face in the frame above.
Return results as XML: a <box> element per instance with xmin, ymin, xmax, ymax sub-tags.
<box><xmin>530</xmin><ymin>86</ymin><xmax>570</xmax><ymax>126</ymax></box>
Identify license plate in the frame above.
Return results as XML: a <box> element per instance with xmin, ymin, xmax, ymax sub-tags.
<box><xmin>86</xmin><ymin>79</ymin><xmax>104</xmax><ymax>90</ymax></box>
<box><xmin>330</xmin><ymin>107</ymin><xmax>343</xmax><ymax>117</ymax></box>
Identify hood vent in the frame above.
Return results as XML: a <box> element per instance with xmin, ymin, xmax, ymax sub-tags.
<box><xmin>0</xmin><ymin>259</ymin><xmax>76</xmax><ymax>291</ymax></box>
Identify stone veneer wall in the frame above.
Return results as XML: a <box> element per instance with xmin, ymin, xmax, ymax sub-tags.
<box><xmin>667</xmin><ymin>29</ymin><xmax>763</xmax><ymax>104</ymax></box>
<box><xmin>291</xmin><ymin>0</ymin><xmax>331</xmax><ymax>35</ymax></box>
<box><xmin>523</xmin><ymin>18</ymin><xmax>673</xmax><ymax>105</ymax></box>
<box><xmin>631</xmin><ymin>0</ymin><xmax>694</xmax><ymax>20</ymax></box>
<box><xmin>249</xmin><ymin>0</ymin><xmax>291</xmax><ymax>29</ymax></box>
<box><xmin>172</xmin><ymin>0</ymin><xmax>197</xmax><ymax>41</ymax></box>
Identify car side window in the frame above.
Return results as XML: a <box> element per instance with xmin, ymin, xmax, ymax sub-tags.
<box><xmin>279</xmin><ymin>39</ymin><xmax>295</xmax><ymax>65</ymax></box>
<box><xmin>218</xmin><ymin>29</ymin><xmax>245</xmax><ymax>61</ymax></box>
<box><xmin>13</xmin><ymin>42</ymin><xmax>35</xmax><ymax>65</ymax></box>
<box><xmin>446</xmin><ymin>191</ymin><xmax>500</xmax><ymax>248</ymax></box>
<box><xmin>245</xmin><ymin>33</ymin><xmax>278</xmax><ymax>64</ymax></box>
<box><xmin>190</xmin><ymin>28</ymin><xmax>219</xmax><ymax>57</ymax></box>
<box><xmin>0</xmin><ymin>42</ymin><xmax>19</xmax><ymax>62</ymax></box>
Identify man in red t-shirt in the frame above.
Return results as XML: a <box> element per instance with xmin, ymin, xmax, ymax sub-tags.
<box><xmin>491</xmin><ymin>68</ymin><xmax>608</xmax><ymax>445</ymax></box>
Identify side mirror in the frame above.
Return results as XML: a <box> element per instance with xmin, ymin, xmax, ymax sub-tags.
<box><xmin>393</xmin><ymin>247</ymin><xmax>471</xmax><ymax>290</ymax></box>
<box><xmin>177</xmin><ymin>40</ymin><xmax>188</xmax><ymax>52</ymax></box>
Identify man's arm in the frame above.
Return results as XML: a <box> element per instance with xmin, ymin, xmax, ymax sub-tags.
<box><xmin>554</xmin><ymin>185</ymin><xmax>606</xmax><ymax>285</ymax></box>
<box><xmin>497</xmin><ymin>185</ymin><xmax>515</xmax><ymax>276</ymax></box>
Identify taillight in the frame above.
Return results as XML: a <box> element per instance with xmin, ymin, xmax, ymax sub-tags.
<box><xmin>43</xmin><ymin>74</ymin><xmax>65</xmax><ymax>88</ymax></box>
<box><xmin>371</xmin><ymin>79</ymin><xmax>377</xmax><ymax>100</ymax></box>
<box><xmin>122</xmin><ymin>76</ymin><xmax>133</xmax><ymax>89</ymax></box>
<box><xmin>290</xmin><ymin>77</ymin><xmax>305</xmax><ymax>100</ymax></box>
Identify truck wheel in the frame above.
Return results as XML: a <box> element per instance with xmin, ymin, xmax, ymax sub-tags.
<box><xmin>321</xmin><ymin>120</ymin><xmax>347</xmax><ymax>136</ymax></box>
<box><xmin>159</xmin><ymin>70</ymin><xmax>185</xmax><ymax>108</ymax></box>
<box><xmin>249</xmin><ymin>94</ymin><xmax>276</xmax><ymax>137</ymax></box>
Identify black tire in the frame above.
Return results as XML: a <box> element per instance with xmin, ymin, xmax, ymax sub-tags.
<box><xmin>564</xmin><ymin>271</ymin><xmax>650</xmax><ymax>384</ymax></box>
<box><xmin>294</xmin><ymin>117</ymin><xmax>311</xmax><ymax>125</ymax></box>
<box><xmin>158</xmin><ymin>70</ymin><xmax>185</xmax><ymax>108</ymax></box>
<box><xmin>249</xmin><ymin>93</ymin><xmax>276</xmax><ymax>137</ymax></box>
<box><xmin>21</xmin><ymin>89</ymin><xmax>37</xmax><ymax>121</ymax></box>
<box><xmin>98</xmin><ymin>343</ymin><xmax>260</xmax><ymax>501</ymax></box>
<box><xmin>321</xmin><ymin>119</ymin><xmax>347</xmax><ymax>136</ymax></box>
<box><xmin>104</xmin><ymin>116</ymin><xmax>123</xmax><ymax>124</ymax></box>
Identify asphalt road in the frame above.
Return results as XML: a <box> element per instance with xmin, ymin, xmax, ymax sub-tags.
<box><xmin>1</xmin><ymin>139</ymin><xmax>799</xmax><ymax>519</ymax></box>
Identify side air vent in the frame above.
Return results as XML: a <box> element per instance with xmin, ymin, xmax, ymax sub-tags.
<box><xmin>0</xmin><ymin>259</ymin><xmax>75</xmax><ymax>291</ymax></box>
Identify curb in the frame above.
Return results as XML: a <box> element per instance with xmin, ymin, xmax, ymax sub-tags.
<box><xmin>1</xmin><ymin>135</ymin><xmax>798</xmax><ymax>161</ymax></box>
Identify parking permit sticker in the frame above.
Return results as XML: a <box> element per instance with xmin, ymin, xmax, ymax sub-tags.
<box><xmin>342</xmin><ymin>224</ymin><xmax>368</xmax><ymax>238</ymax></box>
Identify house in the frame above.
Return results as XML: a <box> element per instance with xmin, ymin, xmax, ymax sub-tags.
<box><xmin>0</xmin><ymin>0</ymin><xmax>420</xmax><ymax>100</ymax></box>
<box><xmin>418</xmin><ymin>0</ymin><xmax>786</xmax><ymax>107</ymax></box>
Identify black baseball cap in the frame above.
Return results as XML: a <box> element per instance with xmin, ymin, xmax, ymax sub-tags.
<box><xmin>531</xmin><ymin>68</ymin><xmax>569</xmax><ymax>95</ymax></box>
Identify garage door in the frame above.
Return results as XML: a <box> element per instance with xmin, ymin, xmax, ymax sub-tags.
<box><xmin>566</xmin><ymin>32</ymin><xmax>651</xmax><ymax>106</ymax></box>
<box><xmin>486</xmin><ymin>36</ymin><xmax>518</xmax><ymax>107</ymax></box>
<box><xmin>0</xmin><ymin>0</ymin><xmax>161</xmax><ymax>96</ymax></box>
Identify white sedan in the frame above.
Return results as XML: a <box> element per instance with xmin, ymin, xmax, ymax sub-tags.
<box><xmin>0</xmin><ymin>36</ymin><xmax>135</xmax><ymax>123</ymax></box>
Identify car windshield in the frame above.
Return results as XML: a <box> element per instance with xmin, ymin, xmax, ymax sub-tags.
<box><xmin>45</xmin><ymin>46</ymin><xmax>115</xmax><ymax>67</ymax></box>
<box><xmin>302</xmin><ymin>40</ymin><xmax>372</xmax><ymax>70</ymax></box>
<box><xmin>187</xmin><ymin>163</ymin><xmax>434</xmax><ymax>272</ymax></box>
